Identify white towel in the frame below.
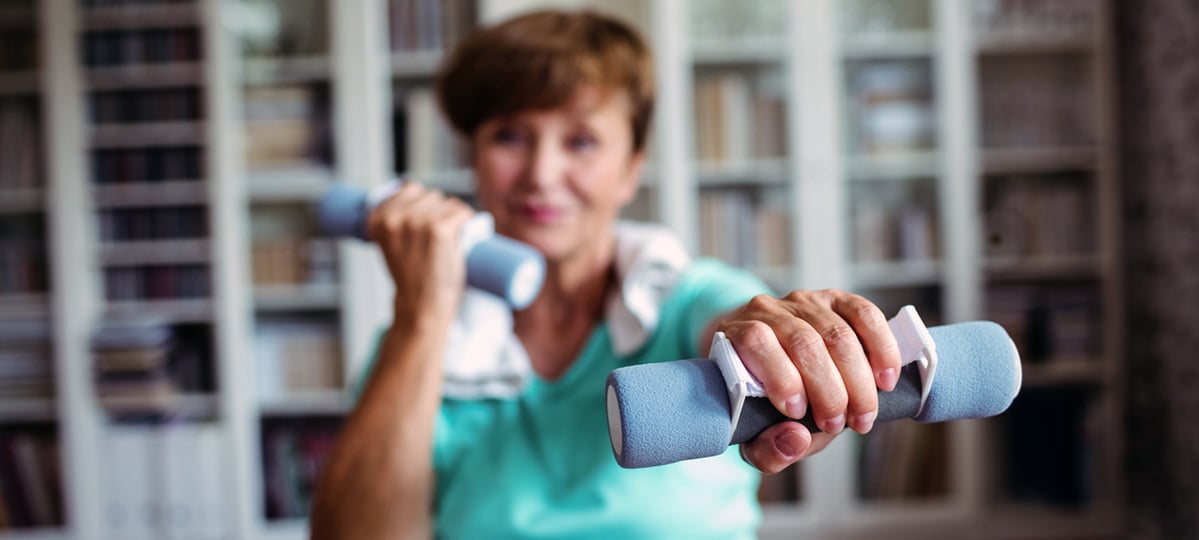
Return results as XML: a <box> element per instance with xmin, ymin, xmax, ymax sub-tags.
<box><xmin>441</xmin><ymin>221</ymin><xmax>691</xmax><ymax>399</ymax></box>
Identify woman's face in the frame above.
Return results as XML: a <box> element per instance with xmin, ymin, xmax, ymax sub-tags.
<box><xmin>471</xmin><ymin>87</ymin><xmax>644</xmax><ymax>263</ymax></box>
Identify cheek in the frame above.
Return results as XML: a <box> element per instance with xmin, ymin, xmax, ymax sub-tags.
<box><xmin>473</xmin><ymin>148</ymin><xmax>520</xmax><ymax>197</ymax></box>
<box><xmin>578</xmin><ymin>157</ymin><xmax>636</xmax><ymax>209</ymax></box>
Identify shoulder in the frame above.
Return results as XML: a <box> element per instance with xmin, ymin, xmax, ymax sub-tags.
<box><xmin>668</xmin><ymin>257</ymin><xmax>775</xmax><ymax>311</ymax></box>
<box><xmin>639</xmin><ymin>258</ymin><xmax>773</xmax><ymax>360</ymax></box>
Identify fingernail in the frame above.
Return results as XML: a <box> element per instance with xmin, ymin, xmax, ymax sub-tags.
<box><xmin>852</xmin><ymin>411</ymin><xmax>877</xmax><ymax>434</ymax></box>
<box><xmin>775</xmin><ymin>429</ymin><xmax>802</xmax><ymax>459</ymax></box>
<box><xmin>822</xmin><ymin>414</ymin><xmax>846</xmax><ymax>434</ymax></box>
<box><xmin>878</xmin><ymin>368</ymin><xmax>897</xmax><ymax>391</ymax></box>
<box><xmin>784</xmin><ymin>394</ymin><xmax>806</xmax><ymax>419</ymax></box>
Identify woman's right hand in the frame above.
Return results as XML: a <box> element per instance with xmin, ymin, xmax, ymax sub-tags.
<box><xmin>366</xmin><ymin>182</ymin><xmax>475</xmax><ymax>328</ymax></box>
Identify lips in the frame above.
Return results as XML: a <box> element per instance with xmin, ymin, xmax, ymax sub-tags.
<box><xmin>516</xmin><ymin>202</ymin><xmax>565</xmax><ymax>225</ymax></box>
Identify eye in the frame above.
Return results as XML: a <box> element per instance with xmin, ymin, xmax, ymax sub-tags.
<box><xmin>566</xmin><ymin>133</ymin><xmax>598</xmax><ymax>152</ymax></box>
<box><xmin>490</xmin><ymin>125</ymin><xmax>526</xmax><ymax>146</ymax></box>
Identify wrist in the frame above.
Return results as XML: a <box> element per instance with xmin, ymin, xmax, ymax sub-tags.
<box><xmin>391</xmin><ymin>299</ymin><xmax>456</xmax><ymax>336</ymax></box>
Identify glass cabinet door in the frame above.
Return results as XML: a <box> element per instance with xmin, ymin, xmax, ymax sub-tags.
<box><xmin>837</xmin><ymin>0</ymin><xmax>952</xmax><ymax>505</ymax></box>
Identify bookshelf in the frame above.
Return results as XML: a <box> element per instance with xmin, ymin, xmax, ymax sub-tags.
<box><xmin>0</xmin><ymin>0</ymin><xmax>63</xmax><ymax>535</ymax></box>
<box><xmin>6</xmin><ymin>0</ymin><xmax>1122</xmax><ymax>538</ymax></box>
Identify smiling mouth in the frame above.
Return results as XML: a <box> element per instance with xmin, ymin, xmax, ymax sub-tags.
<box><xmin>518</xmin><ymin>204</ymin><xmax>564</xmax><ymax>224</ymax></box>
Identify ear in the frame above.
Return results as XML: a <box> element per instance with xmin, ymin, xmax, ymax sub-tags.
<box><xmin>617</xmin><ymin>150</ymin><xmax>646</xmax><ymax>206</ymax></box>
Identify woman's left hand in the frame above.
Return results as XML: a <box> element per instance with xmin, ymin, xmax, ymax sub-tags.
<box><xmin>716</xmin><ymin>290</ymin><xmax>901</xmax><ymax>474</ymax></box>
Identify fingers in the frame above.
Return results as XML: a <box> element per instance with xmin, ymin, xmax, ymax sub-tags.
<box><xmin>368</xmin><ymin>183</ymin><xmax>473</xmax><ymax>255</ymax></box>
<box><xmin>722</xmin><ymin>290</ymin><xmax>898</xmax><ymax>437</ymax></box>
<box><xmin>722</xmin><ymin>315</ymin><xmax>808</xmax><ymax>420</ymax></box>
<box><xmin>781</xmin><ymin>290</ymin><xmax>872</xmax><ymax>435</ymax></box>
<box><xmin>364</xmin><ymin>182</ymin><xmax>474</xmax><ymax>321</ymax></box>
<box><xmin>740</xmin><ymin>422</ymin><xmax>811</xmax><ymax>474</ymax></box>
<box><xmin>831</xmin><ymin>292</ymin><xmax>902</xmax><ymax>393</ymax></box>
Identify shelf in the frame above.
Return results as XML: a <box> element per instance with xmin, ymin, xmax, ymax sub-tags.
<box><xmin>842</xmin><ymin>30</ymin><xmax>934</xmax><ymax>60</ymax></box>
<box><xmin>976</xmin><ymin>33</ymin><xmax>1094</xmax><ymax>56</ymax></box>
<box><xmin>851</xmin><ymin>260</ymin><xmax>943</xmax><ymax>289</ymax></box>
<box><xmin>847</xmin><ymin>151</ymin><xmax>938</xmax><ymax>181</ymax></box>
<box><xmin>981</xmin><ymin>145</ymin><xmax>1097</xmax><ymax>175</ymax></box>
<box><xmin>99</xmin><ymin>238</ymin><xmax>211</xmax><ymax>266</ymax></box>
<box><xmin>85</xmin><ymin>62</ymin><xmax>204</xmax><ymax>90</ymax></box>
<box><xmin>81</xmin><ymin>3</ymin><xmax>201</xmax><ymax>30</ymax></box>
<box><xmin>0</xmin><ymin>294</ymin><xmax>49</xmax><ymax>320</ymax></box>
<box><xmin>692</xmin><ymin>42</ymin><xmax>786</xmax><ymax>66</ymax></box>
<box><xmin>259</xmin><ymin>391</ymin><xmax>352</xmax><ymax>417</ymax></box>
<box><xmin>390</xmin><ymin>50</ymin><xmax>443</xmax><ymax>79</ymax></box>
<box><xmin>985</xmin><ymin>254</ymin><xmax>1102</xmax><ymax>281</ymax></box>
<box><xmin>0</xmin><ymin>398</ymin><xmax>57</xmax><ymax>423</ymax></box>
<box><xmin>260</xmin><ymin>518</ymin><xmax>309</xmax><ymax>540</ymax></box>
<box><xmin>243</xmin><ymin>56</ymin><xmax>332</xmax><ymax>86</ymax></box>
<box><xmin>105</xmin><ymin>298</ymin><xmax>212</xmax><ymax>324</ymax></box>
<box><xmin>93</xmin><ymin>180</ymin><xmax>208</xmax><ymax>208</ymax></box>
<box><xmin>1022</xmin><ymin>358</ymin><xmax>1104</xmax><ymax>388</ymax></box>
<box><xmin>254</xmin><ymin>282</ymin><xmax>340</xmax><ymax>312</ymax></box>
<box><xmin>99</xmin><ymin>392</ymin><xmax>218</xmax><ymax>417</ymax></box>
<box><xmin>0</xmin><ymin>70</ymin><xmax>39</xmax><ymax>95</ymax></box>
<box><xmin>0</xmin><ymin>188</ymin><xmax>44</xmax><ymax>214</ymax></box>
<box><xmin>408</xmin><ymin>168</ymin><xmax>473</xmax><ymax>194</ymax></box>
<box><xmin>248</xmin><ymin>164</ymin><xmax>336</xmax><ymax>203</ymax></box>
<box><xmin>0</xmin><ymin>527</ymin><xmax>69</xmax><ymax>540</ymax></box>
<box><xmin>980</xmin><ymin>503</ymin><xmax>1120</xmax><ymax>540</ymax></box>
<box><xmin>696</xmin><ymin>159</ymin><xmax>788</xmax><ymax>187</ymax></box>
<box><xmin>91</xmin><ymin>121</ymin><xmax>207</xmax><ymax>149</ymax></box>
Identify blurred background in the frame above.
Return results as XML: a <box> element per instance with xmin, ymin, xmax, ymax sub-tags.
<box><xmin>0</xmin><ymin>0</ymin><xmax>1195</xmax><ymax>538</ymax></box>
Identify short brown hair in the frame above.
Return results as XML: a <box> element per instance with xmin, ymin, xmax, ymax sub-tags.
<box><xmin>435</xmin><ymin>9</ymin><xmax>654</xmax><ymax>153</ymax></box>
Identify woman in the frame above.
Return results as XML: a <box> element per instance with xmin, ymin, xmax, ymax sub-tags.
<box><xmin>311</xmin><ymin>9</ymin><xmax>900</xmax><ymax>539</ymax></box>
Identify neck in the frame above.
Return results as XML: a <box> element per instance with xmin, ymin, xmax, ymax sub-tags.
<box><xmin>514</xmin><ymin>233</ymin><xmax>617</xmax><ymax>379</ymax></box>
<box><xmin>526</xmin><ymin>234</ymin><xmax>616</xmax><ymax>323</ymax></box>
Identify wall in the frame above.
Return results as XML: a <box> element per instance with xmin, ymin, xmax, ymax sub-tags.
<box><xmin>1116</xmin><ymin>0</ymin><xmax>1199</xmax><ymax>538</ymax></box>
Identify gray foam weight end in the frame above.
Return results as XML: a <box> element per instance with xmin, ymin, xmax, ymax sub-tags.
<box><xmin>920</xmin><ymin>321</ymin><xmax>1022</xmax><ymax>423</ymax></box>
<box><xmin>465</xmin><ymin>236</ymin><xmax>546</xmax><ymax>309</ymax></box>
<box><xmin>606</xmin><ymin>358</ymin><xmax>733</xmax><ymax>469</ymax></box>
<box><xmin>317</xmin><ymin>182</ymin><xmax>369</xmax><ymax>240</ymax></box>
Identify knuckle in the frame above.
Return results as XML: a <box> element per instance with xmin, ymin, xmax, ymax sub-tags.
<box><xmin>853</xmin><ymin>301</ymin><xmax>884</xmax><ymax>325</ymax></box>
<box><xmin>781</xmin><ymin>328</ymin><xmax>824</xmax><ymax>358</ymax></box>
<box><xmin>874</xmin><ymin>337</ymin><xmax>902</xmax><ymax>364</ymax></box>
<box><xmin>380</xmin><ymin>214</ymin><xmax>406</xmax><ymax>237</ymax></box>
<box><xmin>782</xmin><ymin>290</ymin><xmax>806</xmax><ymax>303</ymax></box>
<box><xmin>812</xmin><ymin>392</ymin><xmax>849</xmax><ymax>420</ymax></box>
<box><xmin>820</xmin><ymin>323</ymin><xmax>859</xmax><ymax>353</ymax></box>
<box><xmin>745</xmin><ymin>293</ymin><xmax>777</xmax><ymax>313</ymax></box>
<box><xmin>731</xmin><ymin>320</ymin><xmax>775</xmax><ymax>355</ymax></box>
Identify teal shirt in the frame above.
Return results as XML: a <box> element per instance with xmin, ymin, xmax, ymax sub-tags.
<box><xmin>363</xmin><ymin>259</ymin><xmax>773</xmax><ymax>539</ymax></box>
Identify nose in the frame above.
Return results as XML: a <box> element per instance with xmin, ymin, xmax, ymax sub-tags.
<box><xmin>524</xmin><ymin>137</ymin><xmax>566</xmax><ymax>191</ymax></box>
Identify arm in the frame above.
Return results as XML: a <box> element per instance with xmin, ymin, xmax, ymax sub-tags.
<box><xmin>310</xmin><ymin>183</ymin><xmax>472</xmax><ymax>540</ymax></box>
<box><xmin>699</xmin><ymin>290</ymin><xmax>901</xmax><ymax>474</ymax></box>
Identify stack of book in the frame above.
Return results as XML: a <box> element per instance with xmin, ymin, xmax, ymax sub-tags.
<box><xmin>83</xmin><ymin>27</ymin><xmax>200</xmax><ymax>66</ymax></box>
<box><xmin>256</xmin><ymin>318</ymin><xmax>341</xmax><ymax>400</ymax></box>
<box><xmin>92</xmin><ymin>146</ymin><xmax>204</xmax><ymax>184</ymax></box>
<box><xmin>0</xmin><ymin>321</ymin><xmax>53</xmax><ymax>401</ymax></box>
<box><xmin>985</xmin><ymin>283</ymin><xmax>1100</xmax><ymax>362</ymax></box>
<box><xmin>92</xmin><ymin>320</ymin><xmax>177</xmax><ymax>412</ymax></box>
<box><xmin>692</xmin><ymin>73</ymin><xmax>787</xmax><ymax>165</ymax></box>
<box><xmin>243</xmin><ymin>85</ymin><xmax>326</xmax><ymax>170</ymax></box>
<box><xmin>0</xmin><ymin>215</ymin><xmax>48</xmax><ymax>296</ymax></box>
<box><xmin>0</xmin><ymin>428</ymin><xmax>62</xmax><ymax>528</ymax></box>
<box><xmin>858</xmin><ymin>422</ymin><xmax>949</xmax><ymax>500</ymax></box>
<box><xmin>389</xmin><ymin>0</ymin><xmax>477</xmax><ymax>52</ymax></box>
<box><xmin>0</xmin><ymin>98</ymin><xmax>40</xmax><ymax>191</ymax></box>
